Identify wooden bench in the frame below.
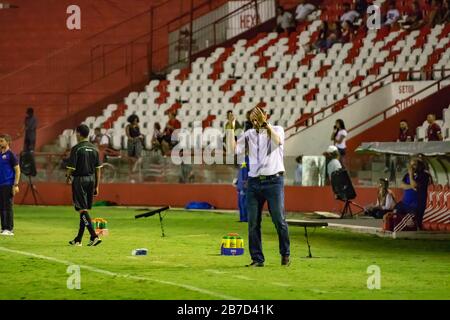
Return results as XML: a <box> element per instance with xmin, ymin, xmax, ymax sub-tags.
<box><xmin>286</xmin><ymin>220</ymin><xmax>328</xmax><ymax>258</ymax></box>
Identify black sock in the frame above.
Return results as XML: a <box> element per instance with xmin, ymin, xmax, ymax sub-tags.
<box><xmin>80</xmin><ymin>211</ymin><xmax>97</xmax><ymax>240</ymax></box>
<box><xmin>75</xmin><ymin>216</ymin><xmax>85</xmax><ymax>242</ymax></box>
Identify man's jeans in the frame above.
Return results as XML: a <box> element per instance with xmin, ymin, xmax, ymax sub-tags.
<box><xmin>246</xmin><ymin>175</ymin><xmax>290</xmax><ymax>263</ymax></box>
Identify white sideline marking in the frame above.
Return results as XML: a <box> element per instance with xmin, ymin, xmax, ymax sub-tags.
<box><xmin>233</xmin><ymin>275</ymin><xmax>254</xmax><ymax>281</ymax></box>
<box><xmin>270</xmin><ymin>282</ymin><xmax>291</xmax><ymax>287</ymax></box>
<box><xmin>204</xmin><ymin>269</ymin><xmax>227</xmax><ymax>274</ymax></box>
<box><xmin>204</xmin><ymin>269</ymin><xmax>290</xmax><ymax>288</ymax></box>
<box><xmin>0</xmin><ymin>246</ymin><xmax>240</xmax><ymax>300</ymax></box>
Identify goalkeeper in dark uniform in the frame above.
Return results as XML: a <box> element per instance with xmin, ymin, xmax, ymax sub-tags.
<box><xmin>66</xmin><ymin>125</ymin><xmax>103</xmax><ymax>246</ymax></box>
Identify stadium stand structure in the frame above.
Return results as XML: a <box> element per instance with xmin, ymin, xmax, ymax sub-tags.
<box><xmin>423</xmin><ymin>184</ymin><xmax>450</xmax><ymax>231</ymax></box>
<box><xmin>57</xmin><ymin>0</ymin><xmax>450</xmax><ymax>154</ymax></box>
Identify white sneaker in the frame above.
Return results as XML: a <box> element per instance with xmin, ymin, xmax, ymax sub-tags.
<box><xmin>1</xmin><ymin>230</ymin><xmax>14</xmax><ymax>236</ymax></box>
<box><xmin>0</xmin><ymin>230</ymin><xmax>7</xmax><ymax>236</ymax></box>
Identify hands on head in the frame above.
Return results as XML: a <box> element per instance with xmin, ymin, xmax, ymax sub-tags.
<box><xmin>250</xmin><ymin>107</ymin><xmax>267</xmax><ymax>129</ymax></box>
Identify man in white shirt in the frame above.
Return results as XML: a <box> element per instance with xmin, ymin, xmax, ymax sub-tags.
<box><xmin>325</xmin><ymin>145</ymin><xmax>342</xmax><ymax>181</ymax></box>
<box><xmin>340</xmin><ymin>2</ymin><xmax>360</xmax><ymax>25</ymax></box>
<box><xmin>295</xmin><ymin>0</ymin><xmax>316</xmax><ymax>23</ymax></box>
<box><xmin>90</xmin><ymin>128</ymin><xmax>110</xmax><ymax>147</ymax></box>
<box><xmin>276</xmin><ymin>6</ymin><xmax>295</xmax><ymax>33</ymax></box>
<box><xmin>229</xmin><ymin>107</ymin><xmax>291</xmax><ymax>267</ymax></box>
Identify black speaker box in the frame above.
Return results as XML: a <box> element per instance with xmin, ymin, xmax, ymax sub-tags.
<box><xmin>331</xmin><ymin>168</ymin><xmax>356</xmax><ymax>201</ymax></box>
<box><xmin>20</xmin><ymin>151</ymin><xmax>37</xmax><ymax>177</ymax></box>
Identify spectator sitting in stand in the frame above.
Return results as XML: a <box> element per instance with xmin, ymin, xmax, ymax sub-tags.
<box><xmin>90</xmin><ymin>127</ymin><xmax>120</xmax><ymax>162</ymax></box>
<box><xmin>340</xmin><ymin>2</ymin><xmax>360</xmax><ymax>26</ymax></box>
<box><xmin>426</xmin><ymin>113</ymin><xmax>443</xmax><ymax>141</ymax></box>
<box><xmin>150</xmin><ymin>122</ymin><xmax>164</xmax><ymax>154</ymax></box>
<box><xmin>340</xmin><ymin>20</ymin><xmax>355</xmax><ymax>43</ymax></box>
<box><xmin>162</xmin><ymin>111</ymin><xmax>182</xmax><ymax>156</ymax></box>
<box><xmin>90</xmin><ymin>127</ymin><xmax>109</xmax><ymax>146</ymax></box>
<box><xmin>275</xmin><ymin>5</ymin><xmax>295</xmax><ymax>34</ymax></box>
<box><xmin>314</xmin><ymin>21</ymin><xmax>341</xmax><ymax>52</ymax></box>
<box><xmin>398</xmin><ymin>119</ymin><xmax>412</xmax><ymax>142</ymax></box>
<box><xmin>295</xmin><ymin>0</ymin><xmax>316</xmax><ymax>23</ymax></box>
<box><xmin>401</xmin><ymin>1</ymin><xmax>424</xmax><ymax>30</ymax></box>
<box><xmin>384</xmin><ymin>0</ymin><xmax>401</xmax><ymax>26</ymax></box>
<box><xmin>365</xmin><ymin>178</ymin><xmax>396</xmax><ymax>219</ymax></box>
<box><xmin>313</xmin><ymin>21</ymin><xmax>329</xmax><ymax>51</ymax></box>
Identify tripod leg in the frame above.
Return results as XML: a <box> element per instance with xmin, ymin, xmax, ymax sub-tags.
<box><xmin>21</xmin><ymin>181</ymin><xmax>31</xmax><ymax>205</ymax></box>
<box><xmin>304</xmin><ymin>226</ymin><xmax>312</xmax><ymax>258</ymax></box>
<box><xmin>159</xmin><ymin>212</ymin><xmax>165</xmax><ymax>237</ymax></box>
<box><xmin>340</xmin><ymin>201</ymin><xmax>347</xmax><ymax>218</ymax></box>
<box><xmin>30</xmin><ymin>178</ymin><xmax>38</xmax><ymax>206</ymax></box>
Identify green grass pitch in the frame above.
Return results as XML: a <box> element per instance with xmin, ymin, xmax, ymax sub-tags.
<box><xmin>0</xmin><ymin>205</ymin><xmax>449</xmax><ymax>300</ymax></box>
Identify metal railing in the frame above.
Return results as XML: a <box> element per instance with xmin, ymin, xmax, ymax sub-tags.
<box><xmin>285</xmin><ymin>69</ymin><xmax>450</xmax><ymax>140</ymax></box>
<box><xmin>149</xmin><ymin>0</ymin><xmax>275</xmax><ymax>73</ymax></box>
<box><xmin>347</xmin><ymin>72</ymin><xmax>450</xmax><ymax>136</ymax></box>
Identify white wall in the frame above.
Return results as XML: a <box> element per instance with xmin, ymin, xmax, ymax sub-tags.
<box><xmin>226</xmin><ymin>0</ymin><xmax>276</xmax><ymax>39</ymax></box>
<box><xmin>284</xmin><ymin>81</ymin><xmax>435</xmax><ymax>156</ymax></box>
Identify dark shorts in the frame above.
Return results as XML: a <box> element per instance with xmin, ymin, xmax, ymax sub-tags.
<box><xmin>162</xmin><ymin>135</ymin><xmax>178</xmax><ymax>147</ymax></box>
<box><xmin>127</xmin><ymin>138</ymin><xmax>143</xmax><ymax>158</ymax></box>
<box><xmin>72</xmin><ymin>176</ymin><xmax>95</xmax><ymax>211</ymax></box>
<box><xmin>394</xmin><ymin>201</ymin><xmax>417</xmax><ymax>215</ymax></box>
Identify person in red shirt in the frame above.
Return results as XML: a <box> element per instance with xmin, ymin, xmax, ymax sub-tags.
<box><xmin>401</xmin><ymin>1</ymin><xmax>424</xmax><ymax>30</ymax></box>
<box><xmin>162</xmin><ymin>111</ymin><xmax>182</xmax><ymax>155</ymax></box>
<box><xmin>426</xmin><ymin>114</ymin><xmax>443</xmax><ymax>141</ymax></box>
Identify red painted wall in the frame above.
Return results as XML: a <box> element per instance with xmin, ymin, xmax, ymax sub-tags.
<box><xmin>18</xmin><ymin>182</ymin><xmax>402</xmax><ymax>213</ymax></box>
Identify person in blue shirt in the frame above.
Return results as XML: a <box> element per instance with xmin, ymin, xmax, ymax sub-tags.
<box><xmin>236</xmin><ymin>156</ymin><xmax>249</xmax><ymax>222</ymax></box>
<box><xmin>394</xmin><ymin>158</ymin><xmax>431</xmax><ymax>228</ymax></box>
<box><xmin>0</xmin><ymin>134</ymin><xmax>21</xmax><ymax>236</ymax></box>
<box><xmin>396</xmin><ymin>171</ymin><xmax>418</xmax><ymax>213</ymax></box>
